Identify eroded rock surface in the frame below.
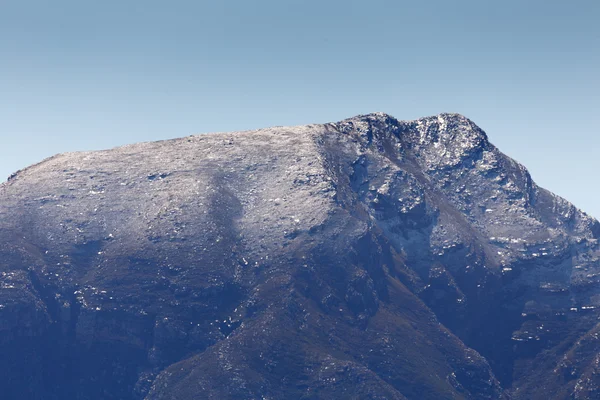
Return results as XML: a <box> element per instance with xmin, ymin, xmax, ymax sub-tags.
<box><xmin>1</xmin><ymin>113</ymin><xmax>599</xmax><ymax>399</ymax></box>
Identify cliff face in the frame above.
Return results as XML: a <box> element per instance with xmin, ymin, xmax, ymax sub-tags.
<box><xmin>1</xmin><ymin>113</ymin><xmax>599</xmax><ymax>399</ymax></box>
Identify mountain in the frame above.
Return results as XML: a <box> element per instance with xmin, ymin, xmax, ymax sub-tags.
<box><xmin>1</xmin><ymin>113</ymin><xmax>599</xmax><ymax>399</ymax></box>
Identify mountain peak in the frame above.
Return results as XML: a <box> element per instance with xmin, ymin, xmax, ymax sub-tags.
<box><xmin>409</xmin><ymin>112</ymin><xmax>489</xmax><ymax>170</ymax></box>
<box><xmin>2</xmin><ymin>113</ymin><xmax>599</xmax><ymax>399</ymax></box>
<box><xmin>410</xmin><ymin>112</ymin><xmax>488</xmax><ymax>145</ymax></box>
<box><xmin>333</xmin><ymin>112</ymin><xmax>489</xmax><ymax>170</ymax></box>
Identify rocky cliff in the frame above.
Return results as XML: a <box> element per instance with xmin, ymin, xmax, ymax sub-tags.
<box><xmin>1</xmin><ymin>113</ymin><xmax>599</xmax><ymax>399</ymax></box>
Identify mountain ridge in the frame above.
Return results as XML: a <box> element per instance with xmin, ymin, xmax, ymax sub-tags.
<box><xmin>1</xmin><ymin>113</ymin><xmax>599</xmax><ymax>399</ymax></box>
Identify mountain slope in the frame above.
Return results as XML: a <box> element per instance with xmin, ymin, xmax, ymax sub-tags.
<box><xmin>1</xmin><ymin>113</ymin><xmax>599</xmax><ymax>399</ymax></box>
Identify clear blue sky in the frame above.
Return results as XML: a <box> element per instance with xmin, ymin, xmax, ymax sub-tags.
<box><xmin>1</xmin><ymin>1</ymin><xmax>599</xmax><ymax>216</ymax></box>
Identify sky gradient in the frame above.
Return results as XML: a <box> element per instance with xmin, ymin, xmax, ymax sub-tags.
<box><xmin>1</xmin><ymin>0</ymin><xmax>599</xmax><ymax>216</ymax></box>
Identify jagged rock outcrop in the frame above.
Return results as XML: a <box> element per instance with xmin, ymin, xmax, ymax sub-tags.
<box><xmin>1</xmin><ymin>112</ymin><xmax>599</xmax><ymax>399</ymax></box>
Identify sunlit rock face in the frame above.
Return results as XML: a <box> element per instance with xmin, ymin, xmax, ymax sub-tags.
<box><xmin>1</xmin><ymin>113</ymin><xmax>599</xmax><ymax>399</ymax></box>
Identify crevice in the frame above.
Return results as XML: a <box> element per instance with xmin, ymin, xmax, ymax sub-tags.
<box><xmin>28</xmin><ymin>268</ymin><xmax>60</xmax><ymax>322</ymax></box>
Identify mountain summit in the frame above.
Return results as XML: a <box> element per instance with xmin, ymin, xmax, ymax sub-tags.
<box><xmin>1</xmin><ymin>113</ymin><xmax>599</xmax><ymax>399</ymax></box>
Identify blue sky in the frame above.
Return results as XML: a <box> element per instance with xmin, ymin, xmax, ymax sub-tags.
<box><xmin>1</xmin><ymin>0</ymin><xmax>599</xmax><ymax>216</ymax></box>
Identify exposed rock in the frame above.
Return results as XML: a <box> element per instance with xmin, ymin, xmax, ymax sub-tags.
<box><xmin>1</xmin><ymin>112</ymin><xmax>599</xmax><ymax>399</ymax></box>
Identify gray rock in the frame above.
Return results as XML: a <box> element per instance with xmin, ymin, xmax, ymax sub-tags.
<box><xmin>1</xmin><ymin>112</ymin><xmax>598</xmax><ymax>399</ymax></box>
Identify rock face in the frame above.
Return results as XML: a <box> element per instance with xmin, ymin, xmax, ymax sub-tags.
<box><xmin>1</xmin><ymin>113</ymin><xmax>599</xmax><ymax>399</ymax></box>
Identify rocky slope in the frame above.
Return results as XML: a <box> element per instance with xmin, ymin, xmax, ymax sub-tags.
<box><xmin>1</xmin><ymin>113</ymin><xmax>599</xmax><ymax>399</ymax></box>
